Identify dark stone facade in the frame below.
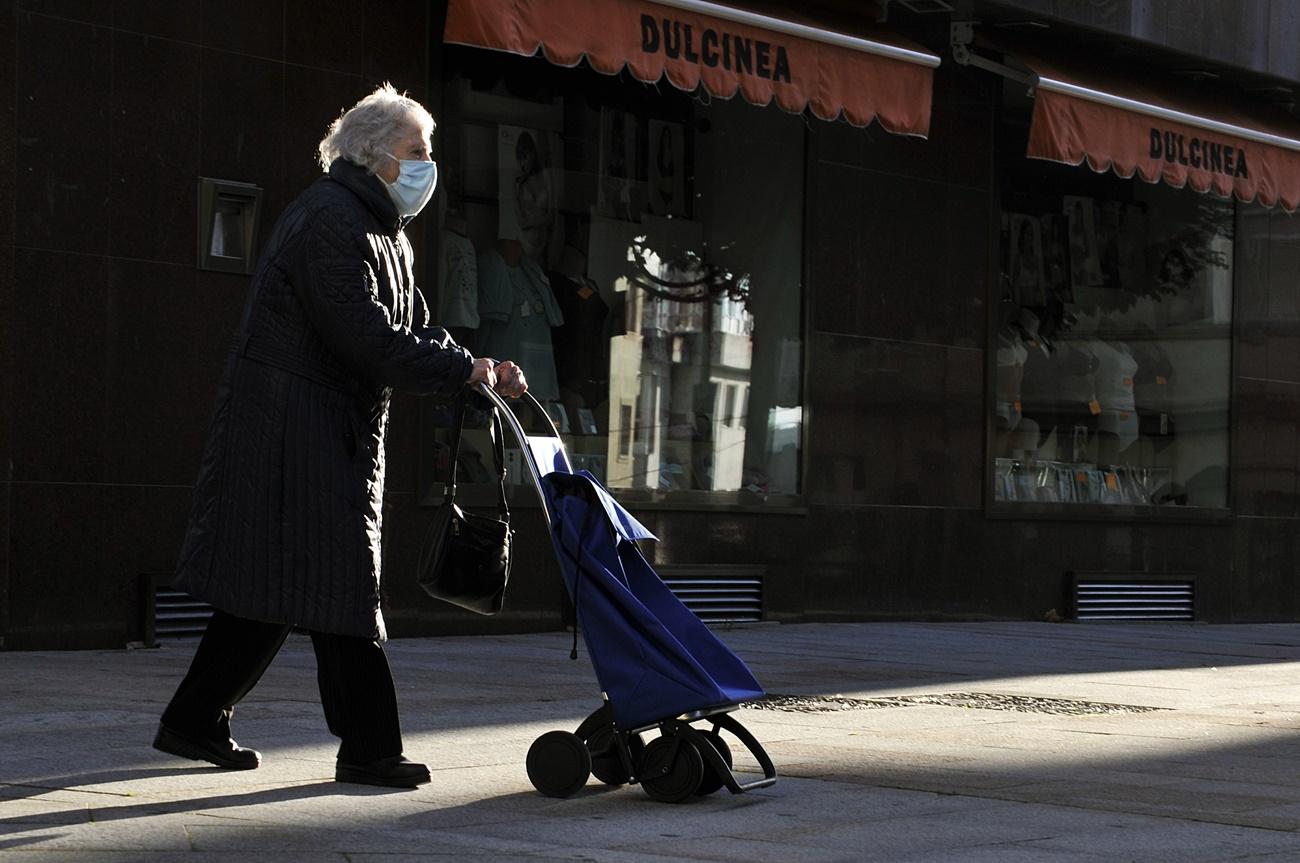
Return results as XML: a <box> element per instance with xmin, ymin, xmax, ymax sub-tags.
<box><xmin>0</xmin><ymin>0</ymin><xmax>436</xmax><ymax>648</ymax></box>
<box><xmin>3</xmin><ymin>0</ymin><xmax>1300</xmax><ymax>647</ymax></box>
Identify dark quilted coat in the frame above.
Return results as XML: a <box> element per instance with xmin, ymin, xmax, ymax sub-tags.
<box><xmin>172</xmin><ymin>159</ymin><xmax>474</xmax><ymax>640</ymax></box>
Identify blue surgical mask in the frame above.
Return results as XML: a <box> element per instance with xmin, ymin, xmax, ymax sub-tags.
<box><xmin>382</xmin><ymin>155</ymin><xmax>438</xmax><ymax>218</ymax></box>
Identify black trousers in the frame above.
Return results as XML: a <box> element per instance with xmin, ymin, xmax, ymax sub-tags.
<box><xmin>160</xmin><ymin>610</ymin><xmax>403</xmax><ymax>764</ymax></box>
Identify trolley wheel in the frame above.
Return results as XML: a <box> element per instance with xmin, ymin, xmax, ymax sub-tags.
<box><xmin>693</xmin><ymin>730</ymin><xmax>735</xmax><ymax>796</ymax></box>
<box><xmin>527</xmin><ymin>730</ymin><xmax>592</xmax><ymax>798</ymax></box>
<box><xmin>587</xmin><ymin>725</ymin><xmax>644</xmax><ymax>786</ymax></box>
<box><xmin>640</xmin><ymin>735</ymin><xmax>705</xmax><ymax>803</ymax></box>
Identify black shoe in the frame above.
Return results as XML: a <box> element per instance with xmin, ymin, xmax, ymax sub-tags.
<box><xmin>153</xmin><ymin>723</ymin><xmax>261</xmax><ymax>770</ymax></box>
<box><xmin>335</xmin><ymin>755</ymin><xmax>430</xmax><ymax>788</ymax></box>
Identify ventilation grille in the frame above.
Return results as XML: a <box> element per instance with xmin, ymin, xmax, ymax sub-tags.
<box><xmin>155</xmin><ymin>586</ymin><xmax>214</xmax><ymax>638</ymax></box>
<box><xmin>658</xmin><ymin>564</ymin><xmax>764</xmax><ymax>623</ymax></box>
<box><xmin>1073</xmin><ymin>578</ymin><xmax>1194</xmax><ymax>621</ymax></box>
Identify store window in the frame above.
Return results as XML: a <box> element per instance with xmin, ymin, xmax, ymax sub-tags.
<box><xmin>993</xmin><ymin>162</ymin><xmax>1234</xmax><ymax>510</ymax></box>
<box><xmin>422</xmin><ymin>48</ymin><xmax>805</xmax><ymax>505</ymax></box>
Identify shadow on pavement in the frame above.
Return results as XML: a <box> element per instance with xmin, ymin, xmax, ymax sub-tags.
<box><xmin>0</xmin><ymin>779</ymin><xmax>394</xmax><ymax>832</ymax></box>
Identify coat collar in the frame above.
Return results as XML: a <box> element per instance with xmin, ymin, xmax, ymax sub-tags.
<box><xmin>327</xmin><ymin>158</ymin><xmax>408</xmax><ymax>234</ymax></box>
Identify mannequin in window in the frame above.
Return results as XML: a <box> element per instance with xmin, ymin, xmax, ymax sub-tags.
<box><xmin>1091</xmin><ymin>315</ymin><xmax>1139</xmax><ymax>465</ymax></box>
<box><xmin>995</xmin><ymin>305</ymin><xmax>1038</xmax><ymax>460</ymax></box>
<box><xmin>476</xmin><ymin>237</ymin><xmax>563</xmax><ymax>401</ymax></box>
<box><xmin>436</xmin><ymin>198</ymin><xmax>477</xmax><ymax>343</ymax></box>
<box><xmin>549</xmin><ymin>243</ymin><xmax>610</xmax><ymax>415</ymax></box>
<box><xmin>1021</xmin><ymin>310</ymin><xmax>1099</xmax><ymax>462</ymax></box>
<box><xmin>513</xmin><ymin>130</ymin><xmax>555</xmax><ymax>266</ymax></box>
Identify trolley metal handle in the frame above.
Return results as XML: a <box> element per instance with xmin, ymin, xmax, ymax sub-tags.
<box><xmin>474</xmin><ymin>383</ymin><xmax>569</xmax><ymax>529</ymax></box>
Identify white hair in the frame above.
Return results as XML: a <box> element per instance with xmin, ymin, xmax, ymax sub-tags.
<box><xmin>317</xmin><ymin>82</ymin><xmax>435</xmax><ymax>174</ymax></box>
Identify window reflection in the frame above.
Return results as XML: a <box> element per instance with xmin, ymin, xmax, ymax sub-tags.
<box><xmin>425</xmin><ymin>51</ymin><xmax>805</xmax><ymax>503</ymax></box>
<box><xmin>994</xmin><ymin>186</ymin><xmax>1233</xmax><ymax>509</ymax></box>
<box><xmin>605</xmin><ymin>235</ymin><xmax>753</xmax><ymax>491</ymax></box>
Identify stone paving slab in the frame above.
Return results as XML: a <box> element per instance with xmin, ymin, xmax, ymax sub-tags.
<box><xmin>6</xmin><ymin>622</ymin><xmax>1300</xmax><ymax>861</ymax></box>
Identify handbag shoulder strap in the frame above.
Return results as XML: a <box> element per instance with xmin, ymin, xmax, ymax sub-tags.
<box><xmin>444</xmin><ymin>391</ymin><xmax>511</xmax><ymax>523</ymax></box>
<box><xmin>442</xmin><ymin>393</ymin><xmax>469</xmax><ymax>504</ymax></box>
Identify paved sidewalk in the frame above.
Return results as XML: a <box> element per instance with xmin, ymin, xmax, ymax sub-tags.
<box><xmin>5</xmin><ymin>621</ymin><xmax>1300</xmax><ymax>861</ymax></box>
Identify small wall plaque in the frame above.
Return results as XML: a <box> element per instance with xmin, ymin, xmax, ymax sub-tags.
<box><xmin>198</xmin><ymin>177</ymin><xmax>262</xmax><ymax>274</ymax></box>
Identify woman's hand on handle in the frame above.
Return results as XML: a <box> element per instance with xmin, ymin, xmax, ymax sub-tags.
<box><xmin>466</xmin><ymin>357</ymin><xmax>497</xmax><ymax>391</ymax></box>
<box><xmin>494</xmin><ymin>361</ymin><xmax>528</xmax><ymax>399</ymax></box>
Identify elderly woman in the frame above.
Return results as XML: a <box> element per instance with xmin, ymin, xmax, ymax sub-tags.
<box><xmin>153</xmin><ymin>84</ymin><xmax>525</xmax><ymax>789</ymax></box>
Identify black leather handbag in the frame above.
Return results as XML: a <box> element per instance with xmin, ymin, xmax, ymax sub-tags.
<box><xmin>416</xmin><ymin>392</ymin><xmax>513</xmax><ymax>615</ymax></box>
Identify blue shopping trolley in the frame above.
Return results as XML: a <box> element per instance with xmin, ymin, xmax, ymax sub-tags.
<box><xmin>477</xmin><ymin>384</ymin><xmax>778</xmax><ymax>803</ymax></box>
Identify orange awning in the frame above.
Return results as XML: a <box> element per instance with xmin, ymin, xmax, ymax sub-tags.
<box><xmin>444</xmin><ymin>0</ymin><xmax>939</xmax><ymax>137</ymax></box>
<box><xmin>1004</xmin><ymin>39</ymin><xmax>1300</xmax><ymax>211</ymax></box>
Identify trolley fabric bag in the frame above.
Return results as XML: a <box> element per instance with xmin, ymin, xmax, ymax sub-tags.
<box><xmin>541</xmin><ymin>470</ymin><xmax>764</xmax><ymax>731</ymax></box>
